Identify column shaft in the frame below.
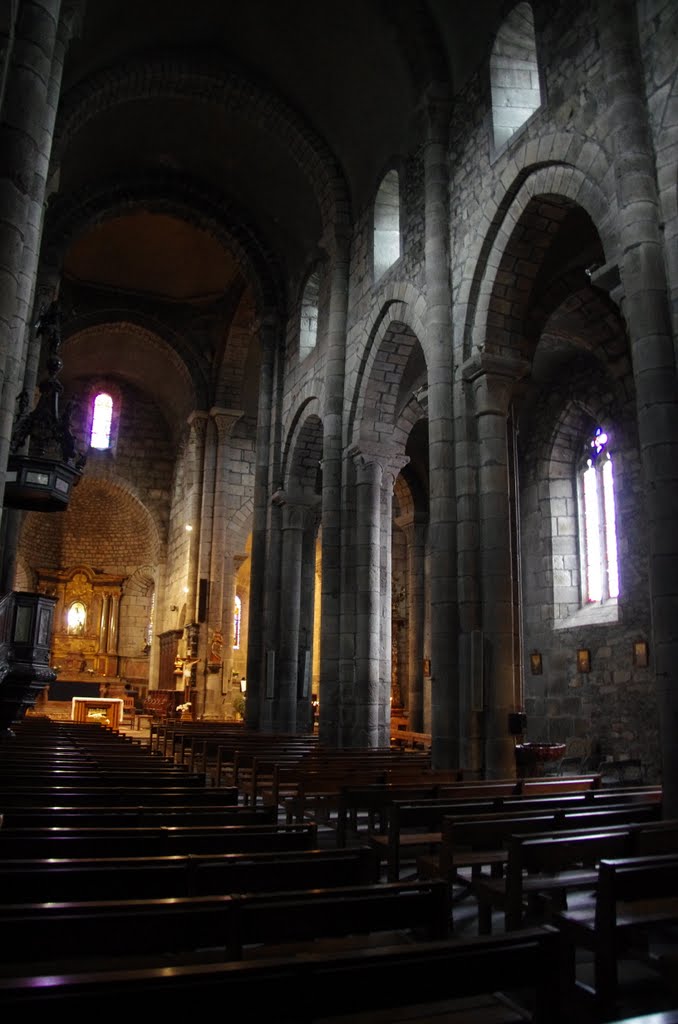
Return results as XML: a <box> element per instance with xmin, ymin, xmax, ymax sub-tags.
<box><xmin>598</xmin><ymin>0</ymin><xmax>678</xmax><ymax>817</ymax></box>
<box><xmin>353</xmin><ymin>455</ymin><xmax>383</xmax><ymax>746</ymax></box>
<box><xmin>319</xmin><ymin>231</ymin><xmax>350</xmax><ymax>746</ymax></box>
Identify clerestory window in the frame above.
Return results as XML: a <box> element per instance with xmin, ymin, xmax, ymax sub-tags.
<box><xmin>578</xmin><ymin>427</ymin><xmax>619</xmax><ymax>605</ymax></box>
<box><xmin>373</xmin><ymin>169</ymin><xmax>401</xmax><ymax>281</ymax></box>
<box><xmin>90</xmin><ymin>392</ymin><xmax>114</xmax><ymax>450</ymax></box>
<box><xmin>490</xmin><ymin>3</ymin><xmax>542</xmax><ymax>151</ymax></box>
<box><xmin>299</xmin><ymin>271</ymin><xmax>319</xmax><ymax>360</ymax></box>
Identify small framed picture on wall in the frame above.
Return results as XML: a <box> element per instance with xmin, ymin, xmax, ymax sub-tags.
<box><xmin>577</xmin><ymin>648</ymin><xmax>591</xmax><ymax>673</ymax></box>
<box><xmin>633</xmin><ymin>640</ymin><xmax>649</xmax><ymax>667</ymax></box>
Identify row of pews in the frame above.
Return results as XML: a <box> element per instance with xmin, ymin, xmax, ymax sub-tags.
<box><xmin>0</xmin><ymin>715</ymin><xmax>676</xmax><ymax>1021</ymax></box>
<box><xmin>141</xmin><ymin>718</ymin><xmax>678</xmax><ymax>1019</ymax></box>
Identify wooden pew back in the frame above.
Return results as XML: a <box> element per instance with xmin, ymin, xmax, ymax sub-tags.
<box><xmin>0</xmin><ymin>846</ymin><xmax>380</xmax><ymax>902</ymax></box>
<box><xmin>0</xmin><ymin>926</ymin><xmax>565</xmax><ymax>1021</ymax></box>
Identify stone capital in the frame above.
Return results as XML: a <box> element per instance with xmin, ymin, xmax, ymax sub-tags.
<box><xmin>209</xmin><ymin>407</ymin><xmax>244</xmax><ymax>442</ymax></box>
<box><xmin>461</xmin><ymin>353</ymin><xmax>530</xmax><ymax>417</ymax></box>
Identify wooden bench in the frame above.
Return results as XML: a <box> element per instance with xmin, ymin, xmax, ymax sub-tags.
<box><xmin>0</xmin><ymin>822</ymin><xmax>319</xmax><ymax>858</ymax></box>
<box><xmin>224</xmin><ymin>744</ymin><xmax>322</xmax><ymax>799</ymax></box>
<box><xmin>0</xmin><ymin>804</ymin><xmax>275</xmax><ymax>829</ymax></box>
<box><xmin>190</xmin><ymin>734</ymin><xmax>317</xmax><ymax>778</ymax></box>
<box><xmin>417</xmin><ymin>799</ymin><xmax>666</xmax><ymax>891</ymax></box>
<box><xmin>259</xmin><ymin>754</ymin><xmax>435</xmax><ymax>822</ymax></box>
<box><xmin>473</xmin><ymin>815</ymin><xmax>677</xmax><ymax>935</ymax></box>
<box><xmin>337</xmin><ymin>776</ymin><xmax>648</xmax><ymax>849</ymax></box>
<box><xmin>153</xmin><ymin>720</ymin><xmax>245</xmax><ymax>759</ymax></box>
<box><xmin>0</xmin><ymin>846</ymin><xmax>380</xmax><ymax>903</ymax></box>
<box><xmin>0</xmin><ymin>768</ymin><xmax>209</xmax><ymax>787</ymax></box>
<box><xmin>375</xmin><ymin>797</ymin><xmax>662</xmax><ymax>884</ymax></box>
<box><xmin>336</xmin><ymin>781</ymin><xmax>453</xmax><ymax>847</ymax></box>
<box><xmin>0</xmin><ymin>877</ymin><xmax>450</xmax><ymax>969</ymax></box>
<box><xmin>556</xmin><ymin>852</ymin><xmax>678</xmax><ymax>1016</ymax></box>
<box><xmin>0</xmin><ymin>786</ymin><xmax>239</xmax><ymax>806</ymax></box>
<box><xmin>0</xmin><ymin>925</ymin><xmax>565</xmax><ymax>1021</ymax></box>
<box><xmin>390</xmin><ymin>728</ymin><xmax>432</xmax><ymax>751</ymax></box>
<box><xmin>177</xmin><ymin>728</ymin><xmax>314</xmax><ymax>775</ymax></box>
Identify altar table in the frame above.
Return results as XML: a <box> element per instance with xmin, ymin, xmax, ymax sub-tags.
<box><xmin>71</xmin><ymin>696</ymin><xmax>124</xmax><ymax>730</ymax></box>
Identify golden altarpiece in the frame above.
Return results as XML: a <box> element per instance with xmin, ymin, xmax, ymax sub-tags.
<box><xmin>36</xmin><ymin>565</ymin><xmax>125</xmax><ymax>696</ymax></box>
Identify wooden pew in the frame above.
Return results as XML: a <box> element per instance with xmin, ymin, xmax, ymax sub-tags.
<box><xmin>390</xmin><ymin>728</ymin><xmax>432</xmax><ymax>751</ymax></box>
<box><xmin>0</xmin><ymin>878</ymin><xmax>450</xmax><ymax>968</ymax></box>
<box><xmin>473</xmin><ymin>815</ymin><xmax>677</xmax><ymax>935</ymax></box>
<box><xmin>373</xmin><ymin>796</ymin><xmax>662</xmax><ymax>883</ymax></box>
<box><xmin>232</xmin><ymin>877</ymin><xmax>450</xmax><ymax>958</ymax></box>
<box><xmin>337</xmin><ymin>776</ymin><xmax>650</xmax><ymax>849</ymax></box>
<box><xmin>0</xmin><ymin>846</ymin><xmax>380</xmax><ymax>903</ymax></box>
<box><xmin>0</xmin><ymin>786</ymin><xmax>239</xmax><ymax>807</ymax></box>
<box><xmin>0</xmin><ymin>768</ymin><xmax>209</xmax><ymax>787</ymax></box>
<box><xmin>336</xmin><ymin>782</ymin><xmax>453</xmax><ymax>847</ymax></box>
<box><xmin>556</xmin><ymin>852</ymin><xmax>678</xmax><ymax>1016</ymax></box>
<box><xmin>0</xmin><ymin>843</ymin><xmax>378</xmax><ymax>901</ymax></box>
<box><xmin>222</xmin><ymin>743</ymin><xmax>322</xmax><ymax>798</ymax></box>
<box><xmin>0</xmin><ymin>822</ymin><xmax>318</xmax><ymax>858</ymax></box>
<box><xmin>0</xmin><ymin>925</ymin><xmax>565</xmax><ymax>1021</ymax></box>
<box><xmin>212</xmin><ymin>734</ymin><xmax>302</xmax><ymax>786</ymax></box>
<box><xmin>417</xmin><ymin>798</ymin><xmax>666</xmax><ymax>894</ymax></box>
<box><xmin>161</xmin><ymin>721</ymin><xmax>254</xmax><ymax>762</ymax></box>
<box><xmin>259</xmin><ymin>753</ymin><xmax>435</xmax><ymax>823</ymax></box>
<box><xmin>169</xmin><ymin>725</ymin><xmax>312</xmax><ymax>770</ymax></box>
<box><xmin>0</xmin><ymin>804</ymin><xmax>276</xmax><ymax>829</ymax></box>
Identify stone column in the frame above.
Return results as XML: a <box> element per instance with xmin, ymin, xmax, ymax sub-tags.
<box><xmin>184</xmin><ymin>412</ymin><xmax>208</xmax><ymax>623</ymax></box>
<box><xmin>421</xmin><ymin>86</ymin><xmax>457</xmax><ymax>770</ymax></box>
<box><xmin>298</xmin><ymin>510</ymin><xmax>319</xmax><ymax>732</ymax></box>
<box><xmin>277</xmin><ymin>500</ymin><xmax>310</xmax><ymax>731</ymax></box>
<box><xmin>351</xmin><ymin>450</ymin><xmax>383</xmax><ymax>746</ymax></box>
<box><xmin>319</xmin><ymin>227</ymin><xmax>350</xmax><ymax>746</ymax></box>
<box><xmin>463</xmin><ymin>353</ymin><xmax>529</xmax><ymax>778</ymax></box>
<box><xmin>403</xmin><ymin>518</ymin><xmax>426</xmax><ymax>732</ymax></box>
<box><xmin>204</xmin><ymin>408</ymin><xmax>243</xmax><ymax>717</ymax></box>
<box><xmin>597</xmin><ymin>0</ymin><xmax>678</xmax><ymax>818</ymax></box>
<box><xmin>0</xmin><ymin>1</ymin><xmax>79</xmax><ymax>520</ymax></box>
<box><xmin>246</xmin><ymin>316</ymin><xmax>278</xmax><ymax>728</ymax></box>
<box><xmin>379</xmin><ymin>456</ymin><xmax>408</xmax><ymax>745</ymax></box>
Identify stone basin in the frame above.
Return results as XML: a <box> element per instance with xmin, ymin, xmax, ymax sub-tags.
<box><xmin>514</xmin><ymin>742</ymin><xmax>566</xmax><ymax>767</ymax></box>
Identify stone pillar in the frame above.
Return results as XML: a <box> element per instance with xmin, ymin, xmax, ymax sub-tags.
<box><xmin>298</xmin><ymin>511</ymin><xmax>319</xmax><ymax>732</ymax></box>
<box><xmin>184</xmin><ymin>412</ymin><xmax>208</xmax><ymax>641</ymax></box>
<box><xmin>597</xmin><ymin>0</ymin><xmax>678</xmax><ymax>818</ymax></box>
<box><xmin>195</xmin><ymin>416</ymin><xmax>216</xmax><ymax>717</ymax></box>
<box><xmin>463</xmin><ymin>353</ymin><xmax>529</xmax><ymax>778</ymax></box>
<box><xmin>421</xmin><ymin>86</ymin><xmax>457</xmax><ymax>770</ymax></box>
<box><xmin>0</xmin><ymin>1</ymin><xmax>79</xmax><ymax>521</ymax></box>
<box><xmin>246</xmin><ymin>316</ymin><xmax>278</xmax><ymax>728</ymax></box>
<box><xmin>319</xmin><ymin>227</ymin><xmax>350</xmax><ymax>746</ymax></box>
<box><xmin>403</xmin><ymin>518</ymin><xmax>426</xmax><ymax>732</ymax></box>
<box><xmin>276</xmin><ymin>500</ymin><xmax>312</xmax><ymax>732</ymax></box>
<box><xmin>204</xmin><ymin>408</ymin><xmax>243</xmax><ymax>717</ymax></box>
<box><xmin>379</xmin><ymin>474</ymin><xmax>393</xmax><ymax>746</ymax></box>
<box><xmin>351</xmin><ymin>450</ymin><xmax>383</xmax><ymax>746</ymax></box>
<box><xmin>378</xmin><ymin>456</ymin><xmax>408</xmax><ymax>745</ymax></box>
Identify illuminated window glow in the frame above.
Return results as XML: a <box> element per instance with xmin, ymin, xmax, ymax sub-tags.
<box><xmin>90</xmin><ymin>392</ymin><xmax>113</xmax><ymax>449</ymax></box>
<box><xmin>233</xmin><ymin>595</ymin><xmax>241</xmax><ymax>649</ymax></box>
<box><xmin>579</xmin><ymin>428</ymin><xmax>619</xmax><ymax>603</ymax></box>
